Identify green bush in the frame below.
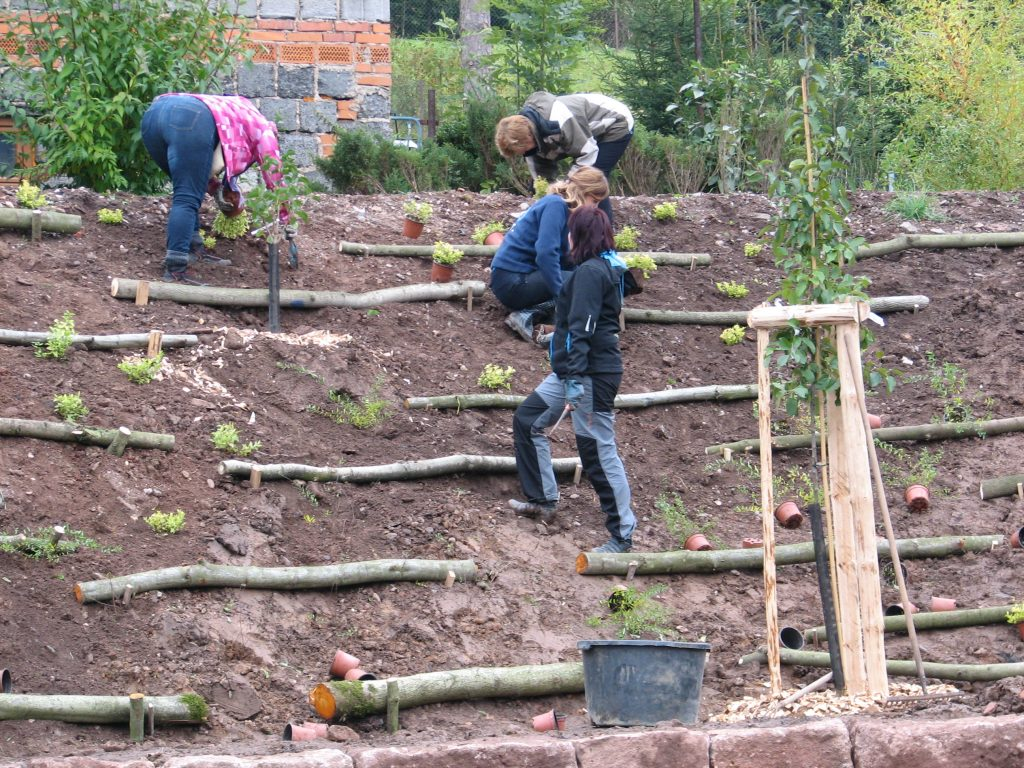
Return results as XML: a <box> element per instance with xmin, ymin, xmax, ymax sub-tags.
<box><xmin>145</xmin><ymin>509</ymin><xmax>186</xmax><ymax>534</ymax></box>
<box><xmin>210</xmin><ymin>423</ymin><xmax>261</xmax><ymax>456</ymax></box>
<box><xmin>97</xmin><ymin>208</ymin><xmax>124</xmax><ymax>224</ymax></box>
<box><xmin>117</xmin><ymin>352</ymin><xmax>164</xmax><ymax>384</ymax></box>
<box><xmin>477</xmin><ymin>364</ymin><xmax>515</xmax><ymax>391</ymax></box>
<box><xmin>34</xmin><ymin>311</ymin><xmax>76</xmax><ymax>360</ymax></box>
<box><xmin>614</xmin><ymin>125</ymin><xmax>708</xmax><ymax>196</ymax></box>
<box><xmin>16</xmin><ymin>180</ymin><xmax>46</xmax><ymax>208</ymax></box>
<box><xmin>53</xmin><ymin>393</ymin><xmax>88</xmax><ymax>423</ymax></box>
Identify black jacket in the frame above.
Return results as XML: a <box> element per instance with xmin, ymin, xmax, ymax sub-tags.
<box><xmin>550</xmin><ymin>253</ymin><xmax>625</xmax><ymax>378</ymax></box>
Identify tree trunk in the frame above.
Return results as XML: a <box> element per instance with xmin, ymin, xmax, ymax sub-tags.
<box><xmin>0</xmin><ymin>418</ymin><xmax>174</xmax><ymax>451</ymax></box>
<box><xmin>219</xmin><ymin>454</ymin><xmax>581</xmax><ymax>484</ymax></box>
<box><xmin>575</xmin><ymin>535</ymin><xmax>1003</xmax><ymax>576</ymax></box>
<box><xmin>309</xmin><ymin>662</ymin><xmax>583</xmax><ymax>721</ymax></box>
<box><xmin>804</xmin><ymin>604</ymin><xmax>1017</xmax><ymax>644</ymax></box>
<box><xmin>0</xmin><ymin>208</ymin><xmax>82</xmax><ymax>234</ymax></box>
<box><xmin>706</xmin><ymin>415</ymin><xmax>1024</xmax><ymax>456</ymax></box>
<box><xmin>460</xmin><ymin>0</ymin><xmax>492</xmax><ymax>99</ymax></box>
<box><xmin>339</xmin><ymin>241</ymin><xmax>711</xmax><ymax>266</ymax></box>
<box><xmin>74</xmin><ymin>559</ymin><xmax>478</xmax><ymax>604</ymax></box>
<box><xmin>857</xmin><ymin>231</ymin><xmax>1024</xmax><ymax>259</ymax></box>
<box><xmin>403</xmin><ymin>384</ymin><xmax>756</xmax><ymax>411</ymax></box>
<box><xmin>110</xmin><ymin>279</ymin><xmax>487</xmax><ymax>309</ymax></box>
<box><xmin>739</xmin><ymin>648</ymin><xmax>1024</xmax><ymax>682</ymax></box>
<box><xmin>979</xmin><ymin>473</ymin><xmax>1024</xmax><ymax>500</ymax></box>
<box><xmin>0</xmin><ymin>329</ymin><xmax>198</xmax><ymax>350</ymax></box>
<box><xmin>626</xmin><ymin>296</ymin><xmax>929</xmax><ymax>327</ymax></box>
<box><xmin>0</xmin><ymin>693</ymin><xmax>205</xmax><ymax>724</ymax></box>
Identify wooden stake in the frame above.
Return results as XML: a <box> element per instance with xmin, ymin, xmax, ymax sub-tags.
<box><xmin>619</xmin><ymin>308</ymin><xmax>626</xmax><ymax>333</ymax></box>
<box><xmin>249</xmin><ymin>468</ymin><xmax>262</xmax><ymax>489</ymax></box>
<box><xmin>146</xmin><ymin>702</ymin><xmax>155</xmax><ymax>735</ymax></box>
<box><xmin>573</xmin><ymin>464</ymin><xmax>582</xmax><ymax>485</ymax></box>
<box><xmin>146</xmin><ymin>330</ymin><xmax>163</xmax><ymax>358</ymax></box>
<box><xmin>1018</xmin><ymin>482</ymin><xmax>1023</xmax><ymax>500</ymax></box>
<box><xmin>625</xmin><ymin>561</ymin><xmax>638</xmax><ymax>581</ymax></box>
<box><xmin>466</xmin><ymin>287</ymin><xmax>473</xmax><ymax>311</ymax></box>
<box><xmin>443</xmin><ymin>570</ymin><xmax>455</xmax><ymax>588</ymax></box>
<box><xmin>128</xmin><ymin>693</ymin><xmax>144</xmax><ymax>743</ymax></box>
<box><xmin>31</xmin><ymin>210</ymin><xmax>42</xmax><ymax>242</ymax></box>
<box><xmin>107</xmin><ymin>426</ymin><xmax>132</xmax><ymax>457</ymax></box>
<box><xmin>755</xmin><ymin>328</ymin><xmax>781</xmax><ymax>695</ymax></box>
<box><xmin>134</xmin><ymin>280</ymin><xmax>150</xmax><ymax>306</ymax></box>
<box><xmin>385</xmin><ymin>679</ymin><xmax>400</xmax><ymax>733</ymax></box>
<box><xmin>49</xmin><ymin>525</ymin><xmax>65</xmax><ymax>548</ymax></box>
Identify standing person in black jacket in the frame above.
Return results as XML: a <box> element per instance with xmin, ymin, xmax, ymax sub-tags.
<box><xmin>508</xmin><ymin>205</ymin><xmax>636</xmax><ymax>554</ymax></box>
<box><xmin>495</xmin><ymin>92</ymin><xmax>634</xmax><ymax>225</ymax></box>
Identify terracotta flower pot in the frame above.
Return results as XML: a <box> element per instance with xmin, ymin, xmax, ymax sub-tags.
<box><xmin>1010</xmin><ymin>526</ymin><xmax>1023</xmax><ymax>549</ymax></box>
<box><xmin>301</xmin><ymin>722</ymin><xmax>329</xmax><ymax>737</ymax></box>
<box><xmin>532</xmin><ymin>709</ymin><xmax>566</xmax><ymax>732</ymax></box>
<box><xmin>484</xmin><ymin>231</ymin><xmax>505</xmax><ymax>246</ymax></box>
<box><xmin>402</xmin><ymin>218</ymin><xmax>425</xmax><ymax>238</ymax></box>
<box><xmin>329</xmin><ymin>650</ymin><xmax>361</xmax><ymax>678</ymax></box>
<box><xmin>1017</xmin><ymin>622</ymin><xmax>1024</xmax><ymax>642</ymax></box>
<box><xmin>905</xmin><ymin>484</ymin><xmax>930</xmax><ymax>512</ymax></box>
<box><xmin>431</xmin><ymin>262</ymin><xmax>454</xmax><ymax>283</ymax></box>
<box><xmin>867</xmin><ymin>413</ymin><xmax>882</xmax><ymax>429</ymax></box>
<box><xmin>741</xmin><ymin>537</ymin><xmax>763</xmax><ymax>549</ymax></box>
<box><xmin>930</xmin><ymin>596</ymin><xmax>957</xmax><ymax>612</ymax></box>
<box><xmin>684</xmin><ymin>532</ymin><xmax>713</xmax><ymax>551</ymax></box>
<box><xmin>343</xmin><ymin>668</ymin><xmax>378</xmax><ymax>681</ymax></box>
<box><xmin>283</xmin><ymin>723</ymin><xmax>320</xmax><ymax>741</ymax></box>
<box><xmin>774</xmin><ymin>500</ymin><xmax>804</xmax><ymax>529</ymax></box>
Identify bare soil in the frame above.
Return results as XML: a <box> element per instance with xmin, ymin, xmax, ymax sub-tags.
<box><xmin>0</xmin><ymin>185</ymin><xmax>1022</xmax><ymax>762</ymax></box>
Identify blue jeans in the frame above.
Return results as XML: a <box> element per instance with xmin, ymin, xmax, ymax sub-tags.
<box><xmin>140</xmin><ymin>96</ymin><xmax>217</xmax><ymax>271</ymax></box>
<box><xmin>490</xmin><ymin>267</ymin><xmax>571</xmax><ymax>311</ymax></box>
<box><xmin>593</xmin><ymin>132</ymin><xmax>633</xmax><ymax>226</ymax></box>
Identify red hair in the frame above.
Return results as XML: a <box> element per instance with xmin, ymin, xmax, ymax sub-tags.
<box><xmin>568</xmin><ymin>205</ymin><xmax>614</xmax><ymax>265</ymax></box>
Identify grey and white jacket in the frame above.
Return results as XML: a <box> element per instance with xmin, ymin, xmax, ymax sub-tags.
<box><xmin>518</xmin><ymin>92</ymin><xmax>634</xmax><ymax>181</ymax></box>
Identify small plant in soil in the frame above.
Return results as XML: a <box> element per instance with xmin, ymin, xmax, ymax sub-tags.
<box><xmin>276</xmin><ymin>360</ymin><xmax>325</xmax><ymax>384</ymax></box>
<box><xmin>402</xmin><ymin>200</ymin><xmax>433</xmax><ymax>224</ymax></box>
<box><xmin>471</xmin><ymin>221</ymin><xmax>505</xmax><ymax>244</ymax></box>
<box><xmin>533</xmin><ymin>178</ymin><xmax>549</xmax><ymax>198</ymax></box>
<box><xmin>16</xmin><ymin>179</ymin><xmax>46</xmax><ymax>208</ymax></box>
<box><xmin>716</xmin><ymin>280</ymin><xmax>749</xmax><ymax>299</ymax></box>
<box><xmin>624</xmin><ymin>253</ymin><xmax>658</xmax><ymax>278</ymax></box>
<box><xmin>210</xmin><ymin>423</ymin><xmax>261</xmax><ymax>456</ymax></box>
<box><xmin>720</xmin><ymin>324</ymin><xmax>746</xmax><ymax>345</ymax></box>
<box><xmin>144</xmin><ymin>509</ymin><xmax>186</xmax><ymax>534</ymax></box>
<box><xmin>594</xmin><ymin>583</ymin><xmax>674</xmax><ymax>639</ymax></box>
<box><xmin>53</xmin><ymin>392</ymin><xmax>88</xmax><ymax>423</ymax></box>
<box><xmin>199</xmin><ymin>229</ymin><xmax>216</xmax><ymax>249</ymax></box>
<box><xmin>656</xmin><ymin>491</ymin><xmax>719</xmax><ymax>548</ymax></box>
<box><xmin>294</xmin><ymin>481</ymin><xmax>320</xmax><ymax>508</ymax></box>
<box><xmin>432</xmin><ymin>241</ymin><xmax>464</xmax><ymax>266</ymax></box>
<box><xmin>211</xmin><ymin>209</ymin><xmax>251</xmax><ymax>240</ymax></box>
<box><xmin>1006</xmin><ymin>602</ymin><xmax>1024</xmax><ymax>625</ymax></box>
<box><xmin>743</xmin><ymin>242</ymin><xmax>764</xmax><ymax>258</ymax></box>
<box><xmin>916</xmin><ymin>351</ymin><xmax>993</xmax><ymax>424</ymax></box>
<box><xmin>477</xmin><ymin>363</ymin><xmax>515</xmax><ymax>391</ymax></box>
<box><xmin>652</xmin><ymin>201</ymin><xmax>678</xmax><ymax>222</ymax></box>
<box><xmin>117</xmin><ymin>351</ymin><xmax>164</xmax><ymax>384</ymax></box>
<box><xmin>614</xmin><ymin>225</ymin><xmax>640</xmax><ymax>251</ymax></box>
<box><xmin>886</xmin><ymin>193</ymin><xmax>947</xmax><ymax>221</ymax></box>
<box><xmin>34</xmin><ymin>310</ymin><xmax>75</xmax><ymax>360</ymax></box>
<box><xmin>244</xmin><ymin>151</ymin><xmax>318</xmax><ymax>241</ymax></box>
<box><xmin>97</xmin><ymin>208</ymin><xmax>123</xmax><ymax>224</ymax></box>
<box><xmin>0</xmin><ymin>526</ymin><xmax>111</xmax><ymax>562</ymax></box>
<box><xmin>875</xmin><ymin>440</ymin><xmax>942</xmax><ymax>490</ymax></box>
<box><xmin>309</xmin><ymin>378</ymin><xmax>392</xmax><ymax>429</ymax></box>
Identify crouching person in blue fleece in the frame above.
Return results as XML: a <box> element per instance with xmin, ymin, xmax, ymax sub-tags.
<box><xmin>509</xmin><ymin>205</ymin><xmax>636</xmax><ymax>554</ymax></box>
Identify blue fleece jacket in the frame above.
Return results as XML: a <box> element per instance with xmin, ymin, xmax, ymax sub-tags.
<box><xmin>489</xmin><ymin>194</ymin><xmax>571</xmax><ymax>298</ymax></box>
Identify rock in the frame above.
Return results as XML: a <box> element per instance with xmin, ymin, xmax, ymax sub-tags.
<box><xmin>327</xmin><ymin>724</ymin><xmax>361</xmax><ymax>742</ymax></box>
<box><xmin>849</xmin><ymin>714</ymin><xmax>1024</xmax><ymax>768</ymax></box>
<box><xmin>215</xmin><ymin>523</ymin><xmax>249</xmax><ymax>556</ymax></box>
<box><xmin>223</xmin><ymin>328</ymin><xmax>245</xmax><ymax>349</ymax></box>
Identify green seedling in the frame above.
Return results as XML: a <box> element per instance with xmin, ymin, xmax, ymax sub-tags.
<box><xmin>402</xmin><ymin>200</ymin><xmax>433</xmax><ymax>223</ymax></box>
<box><xmin>276</xmin><ymin>361</ymin><xmax>325</xmax><ymax>384</ymax></box>
<box><xmin>477</xmin><ymin>363</ymin><xmax>515</xmax><ymax>391</ymax></box>
<box><xmin>656</xmin><ymin>492</ymin><xmax>718</xmax><ymax>548</ymax></box>
<box><xmin>716</xmin><ymin>280</ymin><xmax>749</xmax><ymax>299</ymax></box>
<box><xmin>145</xmin><ymin>509</ymin><xmax>185</xmax><ymax>534</ymax></box>
<box><xmin>432</xmin><ymin>241</ymin><xmax>464</xmax><ymax>265</ymax></box>
<box><xmin>199</xmin><ymin>229</ymin><xmax>216</xmax><ymax>249</ymax></box>
<box><xmin>34</xmin><ymin>310</ymin><xmax>76</xmax><ymax>360</ymax></box>
<box><xmin>211</xmin><ymin>210</ymin><xmax>251</xmax><ymax>239</ymax></box>
<box><xmin>97</xmin><ymin>208</ymin><xmax>124</xmax><ymax>224</ymax></box>
<box><xmin>53</xmin><ymin>392</ymin><xmax>88</xmax><ymax>423</ymax></box>
<box><xmin>624</xmin><ymin>254</ymin><xmax>658</xmax><ymax>279</ymax></box>
<box><xmin>598</xmin><ymin>583</ymin><xmax>674</xmax><ymax>639</ymax></box>
<box><xmin>886</xmin><ymin>193</ymin><xmax>946</xmax><ymax>221</ymax></box>
<box><xmin>720</xmin><ymin>324</ymin><xmax>746</xmax><ymax>345</ymax></box>
<box><xmin>309</xmin><ymin>378</ymin><xmax>392</xmax><ymax>429</ymax></box>
<box><xmin>744</xmin><ymin>242</ymin><xmax>764</xmax><ymax>258</ymax></box>
<box><xmin>16</xmin><ymin>179</ymin><xmax>46</xmax><ymax>208</ymax></box>
<box><xmin>652</xmin><ymin>201</ymin><xmax>677</xmax><ymax>222</ymax></box>
<box><xmin>1006</xmin><ymin>602</ymin><xmax>1024</xmax><ymax>625</ymax></box>
<box><xmin>471</xmin><ymin>221</ymin><xmax>505</xmax><ymax>244</ymax></box>
<box><xmin>533</xmin><ymin>178</ymin><xmax>549</xmax><ymax>198</ymax></box>
<box><xmin>0</xmin><ymin>526</ymin><xmax>114</xmax><ymax>562</ymax></box>
<box><xmin>210</xmin><ymin>422</ymin><xmax>261</xmax><ymax>456</ymax></box>
<box><xmin>117</xmin><ymin>352</ymin><xmax>164</xmax><ymax>384</ymax></box>
<box><xmin>614</xmin><ymin>225</ymin><xmax>640</xmax><ymax>251</ymax></box>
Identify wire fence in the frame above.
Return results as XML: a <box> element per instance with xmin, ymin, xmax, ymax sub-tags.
<box><xmin>390</xmin><ymin>0</ymin><xmax>459</xmax><ymax>39</ymax></box>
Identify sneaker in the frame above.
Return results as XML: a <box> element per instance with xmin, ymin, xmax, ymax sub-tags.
<box><xmin>592</xmin><ymin>538</ymin><xmax>633</xmax><ymax>554</ymax></box>
<box><xmin>189</xmin><ymin>251</ymin><xmax>232</xmax><ymax>267</ymax></box>
<box><xmin>162</xmin><ymin>267</ymin><xmax>206</xmax><ymax>286</ymax></box>
<box><xmin>509</xmin><ymin>498</ymin><xmax>556</xmax><ymax>523</ymax></box>
<box><xmin>504</xmin><ymin>310</ymin><xmax>534</xmax><ymax>342</ymax></box>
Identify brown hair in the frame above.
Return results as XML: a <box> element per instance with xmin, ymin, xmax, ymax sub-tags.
<box><xmin>548</xmin><ymin>167</ymin><xmax>609</xmax><ymax>210</ymax></box>
<box><xmin>568</xmin><ymin>205</ymin><xmax>614</xmax><ymax>265</ymax></box>
<box><xmin>495</xmin><ymin>115</ymin><xmax>535</xmax><ymax>158</ymax></box>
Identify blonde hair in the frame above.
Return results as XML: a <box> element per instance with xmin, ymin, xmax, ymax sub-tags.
<box><xmin>495</xmin><ymin>115</ymin><xmax>534</xmax><ymax>158</ymax></box>
<box><xmin>548</xmin><ymin>167</ymin><xmax>609</xmax><ymax>210</ymax></box>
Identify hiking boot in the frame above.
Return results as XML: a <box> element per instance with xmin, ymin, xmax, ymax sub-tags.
<box><xmin>162</xmin><ymin>267</ymin><xmax>206</xmax><ymax>286</ymax></box>
<box><xmin>504</xmin><ymin>310</ymin><xmax>535</xmax><ymax>342</ymax></box>
<box><xmin>591</xmin><ymin>538</ymin><xmax>633</xmax><ymax>554</ymax></box>
<box><xmin>509</xmin><ymin>498</ymin><xmax>556</xmax><ymax>522</ymax></box>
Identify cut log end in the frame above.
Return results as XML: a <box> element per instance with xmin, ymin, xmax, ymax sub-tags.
<box><xmin>309</xmin><ymin>683</ymin><xmax>338</xmax><ymax>721</ymax></box>
<box><xmin>73</xmin><ymin>583</ymin><xmax>85</xmax><ymax>603</ymax></box>
<box><xmin>110</xmin><ymin>279</ymin><xmax>120</xmax><ymax>298</ymax></box>
<box><xmin>575</xmin><ymin>553</ymin><xmax>590</xmax><ymax>574</ymax></box>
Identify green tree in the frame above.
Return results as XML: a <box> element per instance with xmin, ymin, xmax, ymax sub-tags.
<box><xmin>0</xmin><ymin>0</ymin><xmax>244</xmax><ymax>192</ymax></box>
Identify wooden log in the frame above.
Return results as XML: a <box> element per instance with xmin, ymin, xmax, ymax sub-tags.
<box><xmin>624</xmin><ymin>296</ymin><xmax>927</xmax><ymax>326</ymax></box>
<box><xmin>309</xmin><ymin>662</ymin><xmax>583</xmax><ymax>721</ymax></box>
<box><xmin>979</xmin><ymin>473</ymin><xmax>1024</xmax><ymax>500</ymax></box>
<box><xmin>857</xmin><ymin>231</ymin><xmax>1024</xmax><ymax>260</ymax></box>
<box><xmin>575</xmin><ymin>534</ymin><xmax>1003</xmax><ymax>576</ymax></box>
<box><xmin>804</xmin><ymin>604</ymin><xmax>1020</xmax><ymax>644</ymax></box>
<box><xmin>0</xmin><ymin>330</ymin><xmax>198</xmax><ymax>350</ymax></box>
<box><xmin>0</xmin><ymin>418</ymin><xmax>174</xmax><ymax>451</ymax></box>
<box><xmin>739</xmin><ymin>647</ymin><xmax>1024</xmax><ymax>682</ymax></box>
<box><xmin>106</xmin><ymin>427</ymin><xmax>132</xmax><ymax>457</ymax></box>
<box><xmin>403</xmin><ymin>384</ymin><xmax>756</xmax><ymax>411</ymax></box>
<box><xmin>749</xmin><ymin>302</ymin><xmax>869</xmax><ymax>329</ymax></box>
<box><xmin>705</xmin><ymin>415</ymin><xmax>1024</xmax><ymax>456</ymax></box>
<box><xmin>111</xmin><ymin>278</ymin><xmax>487</xmax><ymax>309</ymax></box>
<box><xmin>74</xmin><ymin>558</ymin><xmax>478</xmax><ymax>604</ymax></box>
<box><xmin>129</xmin><ymin>693</ymin><xmax>145</xmax><ymax>743</ymax></box>
<box><xmin>219</xmin><ymin>454</ymin><xmax>582</xmax><ymax>484</ymax></box>
<box><xmin>0</xmin><ymin>693</ymin><xmax>206</xmax><ymax>724</ymax></box>
<box><xmin>0</xmin><ymin>208</ymin><xmax>82</xmax><ymax>234</ymax></box>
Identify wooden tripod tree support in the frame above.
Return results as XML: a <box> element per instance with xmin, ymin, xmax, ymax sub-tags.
<box><xmin>0</xmin><ymin>692</ymin><xmax>207</xmax><ymax>725</ymax></box>
<box><xmin>0</xmin><ymin>329</ymin><xmax>198</xmax><ymax>350</ymax></box>
<box><xmin>0</xmin><ymin>418</ymin><xmax>174</xmax><ymax>451</ymax></box>
<box><xmin>404</xmin><ymin>384</ymin><xmax>757</xmax><ymax>411</ymax></box>
<box><xmin>110</xmin><ymin>278</ymin><xmax>487</xmax><ymax>309</ymax></box>
<box><xmin>309</xmin><ymin>662</ymin><xmax>584</xmax><ymax>721</ymax></box>
<box><xmin>803</xmin><ymin>603</ymin><xmax>1021</xmax><ymax>644</ymax></box>
<box><xmin>0</xmin><ymin>208</ymin><xmax>82</xmax><ymax>234</ymax></box>
<box><xmin>219</xmin><ymin>454</ymin><xmax>582</xmax><ymax>484</ymax></box>
<box><xmin>979</xmin><ymin>473</ymin><xmax>1024</xmax><ymax>500</ymax></box>
<box><xmin>73</xmin><ymin>558</ymin><xmax>478</xmax><ymax>604</ymax></box>
<box><xmin>748</xmin><ymin>301</ymin><xmax>887</xmax><ymax>697</ymax></box>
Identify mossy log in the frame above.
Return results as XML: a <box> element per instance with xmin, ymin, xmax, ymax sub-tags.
<box><xmin>739</xmin><ymin>647</ymin><xmax>1024</xmax><ymax>682</ymax></box>
<box><xmin>706</xmin><ymin>415</ymin><xmax>1024</xmax><ymax>456</ymax></box>
<box><xmin>111</xmin><ymin>279</ymin><xmax>486</xmax><ymax>308</ymax></box>
<box><xmin>857</xmin><ymin>231</ymin><xmax>1024</xmax><ymax>259</ymax></box>
<box><xmin>0</xmin><ymin>418</ymin><xmax>174</xmax><ymax>451</ymax></box>
<box><xmin>0</xmin><ymin>329</ymin><xmax>198</xmax><ymax>350</ymax></box>
<box><xmin>339</xmin><ymin>240</ymin><xmax>712</xmax><ymax>266</ymax></box>
<box><xmin>74</xmin><ymin>558</ymin><xmax>477</xmax><ymax>604</ymax></box>
<box><xmin>0</xmin><ymin>208</ymin><xmax>82</xmax><ymax>234</ymax></box>
<box><xmin>625</xmin><ymin>295</ymin><xmax>928</xmax><ymax>326</ymax></box>
<box><xmin>576</xmin><ymin>534</ymin><xmax>1003</xmax><ymax>576</ymax></box>
<box><xmin>979</xmin><ymin>474</ymin><xmax>1024</xmax><ymax>500</ymax></box>
<box><xmin>0</xmin><ymin>693</ymin><xmax>206</xmax><ymax>724</ymax></box>
<box><xmin>219</xmin><ymin>454</ymin><xmax>582</xmax><ymax>483</ymax></box>
<box><xmin>404</xmin><ymin>384</ymin><xmax>756</xmax><ymax>411</ymax></box>
<box><xmin>804</xmin><ymin>604</ymin><xmax>1018</xmax><ymax>644</ymax></box>
<box><xmin>309</xmin><ymin>661</ymin><xmax>584</xmax><ymax>721</ymax></box>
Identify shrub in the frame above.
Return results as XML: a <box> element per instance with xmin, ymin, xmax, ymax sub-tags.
<box><xmin>716</xmin><ymin>280</ymin><xmax>749</xmax><ymax>299</ymax></box>
<box><xmin>34</xmin><ymin>311</ymin><xmax>76</xmax><ymax>360</ymax></box>
<box><xmin>720</xmin><ymin>325</ymin><xmax>746</xmax><ymax>345</ymax></box>
<box><xmin>1006</xmin><ymin>602</ymin><xmax>1024</xmax><ymax>625</ymax></box>
<box><xmin>145</xmin><ymin>509</ymin><xmax>186</xmax><ymax>534</ymax></box>
<box><xmin>97</xmin><ymin>208</ymin><xmax>124</xmax><ymax>224</ymax></box>
<box><xmin>472</xmin><ymin>221</ymin><xmax>505</xmax><ymax>244</ymax></box>
<box><xmin>478</xmin><ymin>364</ymin><xmax>515</xmax><ymax>391</ymax></box>
<box><xmin>886</xmin><ymin>193</ymin><xmax>946</xmax><ymax>221</ymax></box>
<box><xmin>624</xmin><ymin>254</ymin><xmax>658</xmax><ymax>279</ymax></box>
<box><xmin>652</xmin><ymin>201</ymin><xmax>678</xmax><ymax>221</ymax></box>
<box><xmin>614</xmin><ymin>125</ymin><xmax>708</xmax><ymax>196</ymax></box>
<box><xmin>614</xmin><ymin>225</ymin><xmax>640</xmax><ymax>251</ymax></box>
<box><xmin>199</xmin><ymin>230</ymin><xmax>216</xmax><ymax>249</ymax></box>
<box><xmin>743</xmin><ymin>242</ymin><xmax>764</xmax><ymax>258</ymax></box>
<box><xmin>598</xmin><ymin>583</ymin><xmax>674</xmax><ymax>639</ymax></box>
<box><xmin>16</xmin><ymin>180</ymin><xmax>46</xmax><ymax>208</ymax></box>
<box><xmin>53</xmin><ymin>393</ymin><xmax>88</xmax><ymax>423</ymax></box>
<box><xmin>432</xmin><ymin>241</ymin><xmax>464</xmax><ymax>265</ymax></box>
<box><xmin>243</xmin><ymin>151</ymin><xmax>318</xmax><ymax>240</ymax></box>
<box><xmin>211</xmin><ymin>210</ymin><xmax>250</xmax><ymax>240</ymax></box>
<box><xmin>403</xmin><ymin>200</ymin><xmax>433</xmax><ymax>223</ymax></box>
<box><xmin>210</xmin><ymin>423</ymin><xmax>261</xmax><ymax>456</ymax></box>
<box><xmin>533</xmin><ymin>178</ymin><xmax>549</xmax><ymax>198</ymax></box>
<box><xmin>117</xmin><ymin>352</ymin><xmax>164</xmax><ymax>384</ymax></box>
<box><xmin>309</xmin><ymin>379</ymin><xmax>392</xmax><ymax>430</ymax></box>
<box><xmin>656</xmin><ymin>492</ymin><xmax>717</xmax><ymax>548</ymax></box>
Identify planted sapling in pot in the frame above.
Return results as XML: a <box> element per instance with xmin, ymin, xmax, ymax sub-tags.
<box><xmin>402</xmin><ymin>200</ymin><xmax>433</xmax><ymax>238</ymax></box>
<box><xmin>657</xmin><ymin>492</ymin><xmax>717</xmax><ymax>551</ymax></box>
<box><xmin>430</xmin><ymin>241</ymin><xmax>464</xmax><ymax>283</ymax></box>
<box><xmin>1006</xmin><ymin>602</ymin><xmax>1024</xmax><ymax>640</ymax></box>
<box><xmin>472</xmin><ymin>221</ymin><xmax>505</xmax><ymax>246</ymax></box>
